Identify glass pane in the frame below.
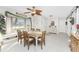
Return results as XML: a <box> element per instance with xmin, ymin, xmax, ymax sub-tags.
<box><xmin>11</xmin><ymin>17</ymin><xmax>26</xmax><ymax>32</ymax></box>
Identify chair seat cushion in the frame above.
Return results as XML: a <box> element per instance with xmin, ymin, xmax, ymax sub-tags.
<box><xmin>38</xmin><ymin>37</ymin><xmax>42</xmax><ymax>39</ymax></box>
<box><xmin>29</xmin><ymin>38</ymin><xmax>34</xmax><ymax>41</ymax></box>
<box><xmin>38</xmin><ymin>38</ymin><xmax>42</xmax><ymax>41</ymax></box>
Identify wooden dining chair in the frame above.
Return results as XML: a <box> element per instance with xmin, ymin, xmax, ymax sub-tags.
<box><xmin>37</xmin><ymin>31</ymin><xmax>46</xmax><ymax>49</ymax></box>
<box><xmin>23</xmin><ymin>31</ymin><xmax>36</xmax><ymax>50</ymax></box>
<box><xmin>36</xmin><ymin>28</ymin><xmax>40</xmax><ymax>31</ymax></box>
<box><xmin>17</xmin><ymin>30</ymin><xmax>23</xmax><ymax>44</ymax></box>
<box><xmin>31</xmin><ymin>28</ymin><xmax>35</xmax><ymax>31</ymax></box>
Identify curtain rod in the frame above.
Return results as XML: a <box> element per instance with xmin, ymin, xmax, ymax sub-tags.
<box><xmin>5</xmin><ymin>11</ymin><xmax>31</xmax><ymax>19</ymax></box>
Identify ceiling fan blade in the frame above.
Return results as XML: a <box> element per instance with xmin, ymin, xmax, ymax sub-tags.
<box><xmin>24</xmin><ymin>12</ymin><xmax>31</xmax><ymax>14</ymax></box>
<box><xmin>27</xmin><ymin>8</ymin><xmax>32</xmax><ymax>11</ymax></box>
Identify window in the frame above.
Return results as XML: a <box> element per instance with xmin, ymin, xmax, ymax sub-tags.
<box><xmin>11</xmin><ymin>17</ymin><xmax>32</xmax><ymax>32</ymax></box>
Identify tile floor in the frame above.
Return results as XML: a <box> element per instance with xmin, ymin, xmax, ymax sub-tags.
<box><xmin>1</xmin><ymin>33</ymin><xmax>70</xmax><ymax>52</ymax></box>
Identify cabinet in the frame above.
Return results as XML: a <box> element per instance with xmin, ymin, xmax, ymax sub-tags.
<box><xmin>70</xmin><ymin>34</ymin><xmax>79</xmax><ymax>52</ymax></box>
<box><xmin>47</xmin><ymin>26</ymin><xmax>57</xmax><ymax>34</ymax></box>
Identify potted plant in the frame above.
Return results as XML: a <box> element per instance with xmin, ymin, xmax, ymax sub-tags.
<box><xmin>70</xmin><ymin>17</ymin><xmax>74</xmax><ymax>25</ymax></box>
<box><xmin>0</xmin><ymin>14</ymin><xmax>6</xmax><ymax>35</ymax></box>
<box><xmin>65</xmin><ymin>21</ymin><xmax>68</xmax><ymax>25</ymax></box>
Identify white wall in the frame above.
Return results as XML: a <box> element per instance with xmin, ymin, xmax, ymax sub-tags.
<box><xmin>0</xmin><ymin>6</ymin><xmax>73</xmax><ymax>34</ymax></box>
<box><xmin>36</xmin><ymin>6</ymin><xmax>72</xmax><ymax>33</ymax></box>
<box><xmin>31</xmin><ymin>15</ymin><xmax>66</xmax><ymax>33</ymax></box>
<box><xmin>58</xmin><ymin>17</ymin><xmax>66</xmax><ymax>33</ymax></box>
<box><xmin>5</xmin><ymin>6</ymin><xmax>72</xmax><ymax>33</ymax></box>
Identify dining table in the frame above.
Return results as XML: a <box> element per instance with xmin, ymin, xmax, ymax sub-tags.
<box><xmin>28</xmin><ymin>31</ymin><xmax>42</xmax><ymax>48</ymax></box>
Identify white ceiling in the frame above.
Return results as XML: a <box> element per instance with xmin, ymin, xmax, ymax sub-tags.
<box><xmin>39</xmin><ymin>6</ymin><xmax>74</xmax><ymax>18</ymax></box>
<box><xmin>0</xmin><ymin>6</ymin><xmax>74</xmax><ymax>19</ymax></box>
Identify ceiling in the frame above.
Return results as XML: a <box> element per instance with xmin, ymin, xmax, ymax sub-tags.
<box><xmin>0</xmin><ymin>6</ymin><xmax>74</xmax><ymax>19</ymax></box>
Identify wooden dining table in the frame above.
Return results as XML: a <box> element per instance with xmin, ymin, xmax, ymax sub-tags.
<box><xmin>28</xmin><ymin>31</ymin><xmax>42</xmax><ymax>48</ymax></box>
<box><xmin>28</xmin><ymin>31</ymin><xmax>42</xmax><ymax>37</ymax></box>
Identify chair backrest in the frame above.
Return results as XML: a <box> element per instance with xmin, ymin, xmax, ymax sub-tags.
<box><xmin>17</xmin><ymin>30</ymin><xmax>23</xmax><ymax>39</ymax></box>
<box><xmin>36</xmin><ymin>28</ymin><xmax>40</xmax><ymax>31</ymax></box>
<box><xmin>23</xmin><ymin>31</ymin><xmax>29</xmax><ymax>40</ymax></box>
<box><xmin>41</xmin><ymin>31</ymin><xmax>46</xmax><ymax>40</ymax></box>
<box><xmin>31</xmin><ymin>28</ymin><xmax>35</xmax><ymax>31</ymax></box>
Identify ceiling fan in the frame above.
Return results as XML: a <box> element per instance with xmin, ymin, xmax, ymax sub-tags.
<box><xmin>24</xmin><ymin>6</ymin><xmax>42</xmax><ymax>16</ymax></box>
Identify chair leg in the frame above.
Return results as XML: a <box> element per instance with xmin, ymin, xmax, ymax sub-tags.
<box><xmin>44</xmin><ymin>40</ymin><xmax>45</xmax><ymax>46</ymax></box>
<box><xmin>18</xmin><ymin>38</ymin><xmax>19</xmax><ymax>42</ymax></box>
<box><xmin>41</xmin><ymin>42</ymin><xmax>43</xmax><ymax>49</ymax></box>
<box><xmin>34</xmin><ymin>39</ymin><xmax>36</xmax><ymax>46</ymax></box>
<box><xmin>20</xmin><ymin>39</ymin><xmax>22</xmax><ymax>44</ymax></box>
<box><xmin>28</xmin><ymin>42</ymin><xmax>29</xmax><ymax>50</ymax></box>
<box><xmin>24</xmin><ymin>40</ymin><xmax>26</xmax><ymax>47</ymax></box>
<box><xmin>38</xmin><ymin>40</ymin><xmax>39</xmax><ymax>44</ymax></box>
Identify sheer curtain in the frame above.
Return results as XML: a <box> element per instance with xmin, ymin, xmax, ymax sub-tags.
<box><xmin>32</xmin><ymin>15</ymin><xmax>46</xmax><ymax>31</ymax></box>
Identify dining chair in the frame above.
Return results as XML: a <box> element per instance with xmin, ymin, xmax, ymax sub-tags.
<box><xmin>36</xmin><ymin>28</ymin><xmax>40</xmax><ymax>31</ymax></box>
<box><xmin>31</xmin><ymin>28</ymin><xmax>35</xmax><ymax>31</ymax></box>
<box><xmin>23</xmin><ymin>31</ymin><xmax>36</xmax><ymax>50</ymax></box>
<box><xmin>17</xmin><ymin>30</ymin><xmax>23</xmax><ymax>44</ymax></box>
<box><xmin>37</xmin><ymin>31</ymin><xmax>46</xmax><ymax>49</ymax></box>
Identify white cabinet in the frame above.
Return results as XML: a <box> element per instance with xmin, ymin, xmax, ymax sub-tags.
<box><xmin>47</xmin><ymin>26</ymin><xmax>57</xmax><ymax>34</ymax></box>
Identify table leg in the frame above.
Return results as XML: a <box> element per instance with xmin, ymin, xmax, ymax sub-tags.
<box><xmin>0</xmin><ymin>45</ymin><xmax>1</xmax><ymax>52</ymax></box>
<box><xmin>35</xmin><ymin>37</ymin><xmax>37</xmax><ymax>46</ymax></box>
